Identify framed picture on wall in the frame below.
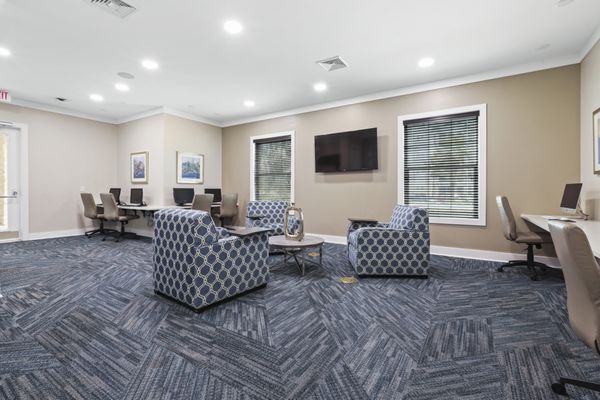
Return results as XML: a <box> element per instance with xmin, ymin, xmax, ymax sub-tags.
<box><xmin>131</xmin><ymin>151</ymin><xmax>149</xmax><ymax>183</ymax></box>
<box><xmin>177</xmin><ymin>152</ymin><xmax>204</xmax><ymax>184</ymax></box>
<box><xmin>594</xmin><ymin>107</ymin><xmax>600</xmax><ymax>174</ymax></box>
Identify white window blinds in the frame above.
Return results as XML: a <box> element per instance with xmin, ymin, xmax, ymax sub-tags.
<box><xmin>403</xmin><ymin>111</ymin><xmax>481</xmax><ymax>221</ymax></box>
<box><xmin>253</xmin><ymin>136</ymin><xmax>292</xmax><ymax>202</ymax></box>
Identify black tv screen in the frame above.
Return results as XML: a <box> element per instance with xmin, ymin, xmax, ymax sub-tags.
<box><xmin>315</xmin><ymin>128</ymin><xmax>378</xmax><ymax>172</ymax></box>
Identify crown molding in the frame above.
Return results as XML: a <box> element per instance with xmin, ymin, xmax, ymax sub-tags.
<box><xmin>221</xmin><ymin>53</ymin><xmax>581</xmax><ymax>127</ymax></box>
<box><xmin>9</xmin><ymin>98</ymin><xmax>118</xmax><ymax>124</ymax></box>
<box><xmin>579</xmin><ymin>23</ymin><xmax>600</xmax><ymax>61</ymax></box>
<box><xmin>116</xmin><ymin>106</ymin><xmax>222</xmax><ymax>127</ymax></box>
<box><xmin>161</xmin><ymin>107</ymin><xmax>222</xmax><ymax>127</ymax></box>
<box><xmin>115</xmin><ymin>107</ymin><xmax>165</xmax><ymax>124</ymax></box>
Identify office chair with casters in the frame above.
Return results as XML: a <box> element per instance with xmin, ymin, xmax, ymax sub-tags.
<box><xmin>214</xmin><ymin>193</ymin><xmax>238</xmax><ymax>227</ymax></box>
<box><xmin>100</xmin><ymin>193</ymin><xmax>139</xmax><ymax>242</ymax></box>
<box><xmin>548</xmin><ymin>221</ymin><xmax>600</xmax><ymax>396</ymax></box>
<box><xmin>191</xmin><ymin>193</ymin><xmax>214</xmax><ymax>213</ymax></box>
<box><xmin>496</xmin><ymin>195</ymin><xmax>550</xmax><ymax>280</ymax></box>
<box><xmin>80</xmin><ymin>193</ymin><xmax>111</xmax><ymax>238</ymax></box>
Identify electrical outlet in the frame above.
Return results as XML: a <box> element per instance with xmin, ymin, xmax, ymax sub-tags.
<box><xmin>79</xmin><ymin>186</ymin><xmax>85</xmax><ymax>192</ymax></box>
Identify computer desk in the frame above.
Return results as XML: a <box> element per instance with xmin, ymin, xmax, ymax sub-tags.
<box><xmin>521</xmin><ymin>214</ymin><xmax>600</xmax><ymax>258</ymax></box>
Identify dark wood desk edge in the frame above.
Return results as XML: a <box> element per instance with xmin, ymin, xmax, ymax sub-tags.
<box><xmin>347</xmin><ymin>217</ymin><xmax>379</xmax><ymax>223</ymax></box>
<box><xmin>225</xmin><ymin>227</ymin><xmax>272</xmax><ymax>237</ymax></box>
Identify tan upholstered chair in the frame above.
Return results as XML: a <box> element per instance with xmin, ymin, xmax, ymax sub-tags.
<box><xmin>80</xmin><ymin>192</ymin><xmax>108</xmax><ymax>238</ymax></box>
<box><xmin>548</xmin><ymin>220</ymin><xmax>600</xmax><ymax>396</ymax></box>
<box><xmin>215</xmin><ymin>193</ymin><xmax>238</xmax><ymax>227</ymax></box>
<box><xmin>100</xmin><ymin>193</ymin><xmax>139</xmax><ymax>242</ymax></box>
<box><xmin>496</xmin><ymin>195</ymin><xmax>550</xmax><ymax>280</ymax></box>
<box><xmin>191</xmin><ymin>193</ymin><xmax>214</xmax><ymax>213</ymax></box>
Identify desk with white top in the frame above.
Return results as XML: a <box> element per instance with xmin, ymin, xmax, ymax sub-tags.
<box><xmin>521</xmin><ymin>214</ymin><xmax>600</xmax><ymax>258</ymax></box>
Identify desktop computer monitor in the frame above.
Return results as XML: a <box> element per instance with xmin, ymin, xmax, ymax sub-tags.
<box><xmin>204</xmin><ymin>188</ymin><xmax>222</xmax><ymax>203</ymax></box>
<box><xmin>173</xmin><ymin>188</ymin><xmax>194</xmax><ymax>206</ymax></box>
<box><xmin>560</xmin><ymin>183</ymin><xmax>583</xmax><ymax>211</ymax></box>
<box><xmin>109</xmin><ymin>188</ymin><xmax>121</xmax><ymax>204</ymax></box>
<box><xmin>130</xmin><ymin>188</ymin><xmax>144</xmax><ymax>206</ymax></box>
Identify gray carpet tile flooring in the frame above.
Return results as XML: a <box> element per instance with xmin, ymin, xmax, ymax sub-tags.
<box><xmin>0</xmin><ymin>236</ymin><xmax>599</xmax><ymax>399</ymax></box>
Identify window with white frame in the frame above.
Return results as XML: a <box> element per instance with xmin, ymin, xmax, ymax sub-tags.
<box><xmin>250</xmin><ymin>131</ymin><xmax>294</xmax><ymax>202</ymax></box>
<box><xmin>398</xmin><ymin>104</ymin><xmax>486</xmax><ymax>226</ymax></box>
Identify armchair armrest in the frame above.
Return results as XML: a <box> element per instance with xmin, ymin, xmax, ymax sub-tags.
<box><xmin>347</xmin><ymin>219</ymin><xmax>389</xmax><ymax>235</ymax></box>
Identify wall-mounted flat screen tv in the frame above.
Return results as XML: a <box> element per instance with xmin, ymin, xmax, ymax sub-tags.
<box><xmin>314</xmin><ymin>128</ymin><xmax>378</xmax><ymax>172</ymax></box>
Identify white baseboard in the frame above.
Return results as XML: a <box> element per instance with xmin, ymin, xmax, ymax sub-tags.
<box><xmin>11</xmin><ymin>228</ymin><xmax>561</xmax><ymax>268</ymax></box>
<box><xmin>308</xmin><ymin>233</ymin><xmax>561</xmax><ymax>268</ymax></box>
<box><xmin>27</xmin><ymin>228</ymin><xmax>87</xmax><ymax>241</ymax></box>
<box><xmin>0</xmin><ymin>237</ymin><xmax>20</xmax><ymax>244</ymax></box>
<box><xmin>430</xmin><ymin>245</ymin><xmax>560</xmax><ymax>268</ymax></box>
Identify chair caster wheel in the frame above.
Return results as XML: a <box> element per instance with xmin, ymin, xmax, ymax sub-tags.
<box><xmin>530</xmin><ymin>275</ymin><xmax>540</xmax><ymax>281</ymax></box>
<box><xmin>101</xmin><ymin>238</ymin><xmax>106</xmax><ymax>242</ymax></box>
<box><xmin>497</xmin><ymin>267</ymin><xmax>504</xmax><ymax>272</ymax></box>
<box><xmin>551</xmin><ymin>382</ymin><xmax>568</xmax><ymax>396</ymax></box>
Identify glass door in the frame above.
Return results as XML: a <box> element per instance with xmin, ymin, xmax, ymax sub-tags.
<box><xmin>0</xmin><ymin>126</ymin><xmax>19</xmax><ymax>240</ymax></box>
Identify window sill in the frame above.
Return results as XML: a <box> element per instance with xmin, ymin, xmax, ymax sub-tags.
<box><xmin>430</xmin><ymin>217</ymin><xmax>486</xmax><ymax>227</ymax></box>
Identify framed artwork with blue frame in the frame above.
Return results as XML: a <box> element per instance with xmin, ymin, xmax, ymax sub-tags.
<box><xmin>594</xmin><ymin>107</ymin><xmax>600</xmax><ymax>174</ymax></box>
<box><xmin>177</xmin><ymin>151</ymin><xmax>204</xmax><ymax>184</ymax></box>
<box><xmin>130</xmin><ymin>151</ymin><xmax>148</xmax><ymax>184</ymax></box>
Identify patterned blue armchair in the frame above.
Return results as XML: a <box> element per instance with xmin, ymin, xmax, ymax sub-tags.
<box><xmin>153</xmin><ymin>209</ymin><xmax>270</xmax><ymax>310</ymax></box>
<box><xmin>347</xmin><ymin>205</ymin><xmax>430</xmax><ymax>276</ymax></box>
<box><xmin>245</xmin><ymin>200</ymin><xmax>298</xmax><ymax>236</ymax></box>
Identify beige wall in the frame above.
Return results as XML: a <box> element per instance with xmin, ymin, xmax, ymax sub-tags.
<box><xmin>223</xmin><ymin>65</ymin><xmax>581</xmax><ymax>254</ymax></box>
<box><xmin>116</xmin><ymin>113</ymin><xmax>222</xmax><ymax>234</ymax></box>
<box><xmin>581</xmin><ymin>39</ymin><xmax>600</xmax><ymax>217</ymax></box>
<box><xmin>0</xmin><ymin>102</ymin><xmax>118</xmax><ymax>235</ymax></box>
<box><xmin>163</xmin><ymin>114</ymin><xmax>222</xmax><ymax>204</ymax></box>
<box><xmin>117</xmin><ymin>114</ymin><xmax>166</xmax><ymax>205</ymax></box>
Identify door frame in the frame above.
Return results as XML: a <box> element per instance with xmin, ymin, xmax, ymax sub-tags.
<box><xmin>0</xmin><ymin>121</ymin><xmax>29</xmax><ymax>242</ymax></box>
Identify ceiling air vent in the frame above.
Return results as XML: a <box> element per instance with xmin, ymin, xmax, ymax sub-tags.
<box><xmin>316</xmin><ymin>56</ymin><xmax>348</xmax><ymax>72</ymax></box>
<box><xmin>84</xmin><ymin>0</ymin><xmax>137</xmax><ymax>19</ymax></box>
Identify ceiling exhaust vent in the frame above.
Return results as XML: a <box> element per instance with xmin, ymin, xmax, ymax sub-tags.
<box><xmin>84</xmin><ymin>0</ymin><xmax>137</xmax><ymax>19</ymax></box>
<box><xmin>316</xmin><ymin>56</ymin><xmax>348</xmax><ymax>72</ymax></box>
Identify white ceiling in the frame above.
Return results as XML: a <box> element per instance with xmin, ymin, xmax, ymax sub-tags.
<box><xmin>0</xmin><ymin>0</ymin><xmax>599</xmax><ymax>126</ymax></box>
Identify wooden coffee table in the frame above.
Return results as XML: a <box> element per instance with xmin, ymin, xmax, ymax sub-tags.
<box><xmin>269</xmin><ymin>235</ymin><xmax>325</xmax><ymax>276</ymax></box>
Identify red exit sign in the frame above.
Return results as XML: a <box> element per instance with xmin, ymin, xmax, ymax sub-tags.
<box><xmin>0</xmin><ymin>90</ymin><xmax>11</xmax><ymax>103</ymax></box>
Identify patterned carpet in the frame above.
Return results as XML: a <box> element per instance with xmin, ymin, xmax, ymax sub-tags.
<box><xmin>1</xmin><ymin>237</ymin><xmax>600</xmax><ymax>400</ymax></box>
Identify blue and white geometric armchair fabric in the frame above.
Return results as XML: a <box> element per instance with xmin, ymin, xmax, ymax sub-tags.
<box><xmin>245</xmin><ymin>200</ymin><xmax>298</xmax><ymax>236</ymax></box>
<box><xmin>153</xmin><ymin>208</ymin><xmax>270</xmax><ymax>310</ymax></box>
<box><xmin>347</xmin><ymin>205</ymin><xmax>430</xmax><ymax>276</ymax></box>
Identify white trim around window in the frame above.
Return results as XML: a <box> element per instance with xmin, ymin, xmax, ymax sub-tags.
<box><xmin>397</xmin><ymin>104</ymin><xmax>487</xmax><ymax>226</ymax></box>
<box><xmin>249</xmin><ymin>130</ymin><xmax>295</xmax><ymax>203</ymax></box>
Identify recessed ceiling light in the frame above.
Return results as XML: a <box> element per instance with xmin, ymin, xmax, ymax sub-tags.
<box><xmin>141</xmin><ymin>59</ymin><xmax>159</xmax><ymax>70</ymax></box>
<box><xmin>0</xmin><ymin>47</ymin><xmax>11</xmax><ymax>57</ymax></box>
<box><xmin>314</xmin><ymin>82</ymin><xmax>327</xmax><ymax>92</ymax></box>
<box><xmin>244</xmin><ymin>100</ymin><xmax>255</xmax><ymax>107</ymax></box>
<box><xmin>89</xmin><ymin>94</ymin><xmax>104</xmax><ymax>102</ymax></box>
<box><xmin>117</xmin><ymin>71</ymin><xmax>135</xmax><ymax>79</ymax></box>
<box><xmin>556</xmin><ymin>0</ymin><xmax>574</xmax><ymax>7</ymax></box>
<box><xmin>224</xmin><ymin>20</ymin><xmax>243</xmax><ymax>34</ymax></box>
<box><xmin>115</xmin><ymin>83</ymin><xmax>130</xmax><ymax>92</ymax></box>
<box><xmin>418</xmin><ymin>57</ymin><xmax>435</xmax><ymax>68</ymax></box>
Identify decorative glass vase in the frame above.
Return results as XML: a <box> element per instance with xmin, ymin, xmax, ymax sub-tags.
<box><xmin>284</xmin><ymin>203</ymin><xmax>304</xmax><ymax>241</ymax></box>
